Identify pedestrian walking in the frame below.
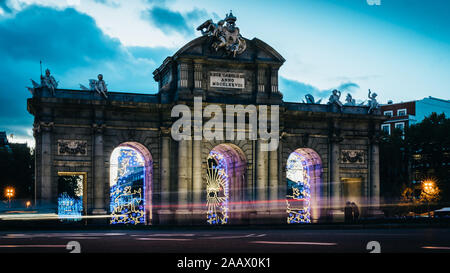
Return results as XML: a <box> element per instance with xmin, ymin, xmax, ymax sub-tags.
<box><xmin>344</xmin><ymin>201</ymin><xmax>352</xmax><ymax>223</ymax></box>
<box><xmin>351</xmin><ymin>202</ymin><xmax>360</xmax><ymax>222</ymax></box>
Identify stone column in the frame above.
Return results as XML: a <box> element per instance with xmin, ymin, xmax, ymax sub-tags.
<box><xmin>277</xmin><ymin>139</ymin><xmax>285</xmax><ymax>201</ymax></box>
<box><xmin>159</xmin><ymin>128</ymin><xmax>171</xmax><ymax>222</ymax></box>
<box><xmin>187</xmin><ymin>139</ymin><xmax>192</xmax><ymax>204</ymax></box>
<box><xmin>257</xmin><ymin>67</ymin><xmax>265</xmax><ymax>93</ymax></box>
<box><xmin>193</xmin><ymin>62</ymin><xmax>205</xmax><ymax>99</ymax></box>
<box><xmin>270</xmin><ymin>67</ymin><xmax>279</xmax><ymax>94</ymax></box>
<box><xmin>176</xmin><ymin>62</ymin><xmax>190</xmax><ymax>101</ymax></box>
<box><xmin>92</xmin><ymin>123</ymin><xmax>106</xmax><ymax>214</ymax></box>
<box><xmin>256</xmin><ymin>65</ymin><xmax>268</xmax><ymax>104</ymax></box>
<box><xmin>178</xmin><ymin>63</ymin><xmax>189</xmax><ymax>89</ymax></box>
<box><xmin>256</xmin><ymin>140</ymin><xmax>268</xmax><ymax>213</ymax></box>
<box><xmin>39</xmin><ymin>122</ymin><xmax>54</xmax><ymax>208</ymax></box>
<box><xmin>177</xmin><ymin>139</ymin><xmax>189</xmax><ymax>222</ymax></box>
<box><xmin>370</xmin><ymin>137</ymin><xmax>381</xmax><ymax>212</ymax></box>
<box><xmin>192</xmin><ymin>140</ymin><xmax>202</xmax><ymax>215</ymax></box>
<box><xmin>330</xmin><ymin>136</ymin><xmax>342</xmax><ymax>221</ymax></box>
<box><xmin>269</xmin><ymin>148</ymin><xmax>278</xmax><ymax>209</ymax></box>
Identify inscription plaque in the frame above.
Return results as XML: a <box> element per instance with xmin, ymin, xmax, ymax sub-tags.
<box><xmin>209</xmin><ymin>71</ymin><xmax>245</xmax><ymax>89</ymax></box>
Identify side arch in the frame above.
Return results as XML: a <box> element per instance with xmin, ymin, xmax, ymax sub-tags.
<box><xmin>109</xmin><ymin>142</ymin><xmax>153</xmax><ymax>225</ymax></box>
<box><xmin>206</xmin><ymin>143</ymin><xmax>247</xmax><ymax>224</ymax></box>
<box><xmin>286</xmin><ymin>148</ymin><xmax>322</xmax><ymax>223</ymax></box>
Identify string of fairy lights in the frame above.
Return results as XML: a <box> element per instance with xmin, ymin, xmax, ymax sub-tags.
<box><xmin>206</xmin><ymin>150</ymin><xmax>230</xmax><ymax>225</ymax></box>
<box><xmin>286</xmin><ymin>151</ymin><xmax>312</xmax><ymax>223</ymax></box>
<box><xmin>57</xmin><ymin>192</ymin><xmax>83</xmax><ymax>221</ymax></box>
<box><xmin>110</xmin><ymin>148</ymin><xmax>146</xmax><ymax>225</ymax></box>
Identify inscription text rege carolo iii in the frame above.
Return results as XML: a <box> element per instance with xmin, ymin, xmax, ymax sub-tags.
<box><xmin>171</xmin><ymin>97</ymin><xmax>279</xmax><ymax>152</ymax></box>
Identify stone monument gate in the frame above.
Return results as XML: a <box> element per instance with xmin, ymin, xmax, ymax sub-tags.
<box><xmin>27</xmin><ymin>14</ymin><xmax>385</xmax><ymax>225</ymax></box>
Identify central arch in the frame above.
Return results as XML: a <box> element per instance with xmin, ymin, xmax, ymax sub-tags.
<box><xmin>286</xmin><ymin>148</ymin><xmax>322</xmax><ymax>223</ymax></box>
<box><xmin>206</xmin><ymin>143</ymin><xmax>247</xmax><ymax>225</ymax></box>
<box><xmin>109</xmin><ymin>142</ymin><xmax>153</xmax><ymax>225</ymax></box>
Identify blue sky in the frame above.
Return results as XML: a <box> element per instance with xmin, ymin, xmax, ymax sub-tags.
<box><xmin>0</xmin><ymin>0</ymin><xmax>449</xmax><ymax>146</ymax></box>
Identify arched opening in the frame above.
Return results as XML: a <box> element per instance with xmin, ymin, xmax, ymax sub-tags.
<box><xmin>286</xmin><ymin>148</ymin><xmax>322</xmax><ymax>223</ymax></box>
<box><xmin>57</xmin><ymin>172</ymin><xmax>86</xmax><ymax>222</ymax></box>
<box><xmin>206</xmin><ymin>143</ymin><xmax>246</xmax><ymax>225</ymax></box>
<box><xmin>109</xmin><ymin>142</ymin><xmax>153</xmax><ymax>225</ymax></box>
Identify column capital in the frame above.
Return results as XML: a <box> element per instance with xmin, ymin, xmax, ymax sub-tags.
<box><xmin>330</xmin><ymin>135</ymin><xmax>343</xmax><ymax>144</ymax></box>
<box><xmin>32</xmin><ymin>122</ymin><xmax>41</xmax><ymax>137</ymax></box>
<box><xmin>160</xmin><ymin>127</ymin><xmax>171</xmax><ymax>137</ymax></box>
<box><xmin>34</xmin><ymin>121</ymin><xmax>54</xmax><ymax>135</ymax></box>
<box><xmin>92</xmin><ymin>122</ymin><xmax>106</xmax><ymax>134</ymax></box>
<box><xmin>369</xmin><ymin>132</ymin><xmax>381</xmax><ymax>144</ymax></box>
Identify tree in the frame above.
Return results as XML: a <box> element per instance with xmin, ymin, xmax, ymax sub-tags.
<box><xmin>380</xmin><ymin>127</ymin><xmax>409</xmax><ymax>200</ymax></box>
<box><xmin>380</xmin><ymin>112</ymin><xmax>450</xmax><ymax>207</ymax></box>
<box><xmin>0</xmin><ymin>143</ymin><xmax>34</xmax><ymax>201</ymax></box>
<box><xmin>406</xmin><ymin>113</ymin><xmax>450</xmax><ymax>203</ymax></box>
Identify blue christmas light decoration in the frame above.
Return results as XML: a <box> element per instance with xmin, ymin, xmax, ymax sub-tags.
<box><xmin>58</xmin><ymin>192</ymin><xmax>83</xmax><ymax>221</ymax></box>
<box><xmin>286</xmin><ymin>151</ymin><xmax>312</xmax><ymax>224</ymax></box>
<box><xmin>110</xmin><ymin>147</ymin><xmax>146</xmax><ymax>225</ymax></box>
<box><xmin>206</xmin><ymin>150</ymin><xmax>230</xmax><ymax>225</ymax></box>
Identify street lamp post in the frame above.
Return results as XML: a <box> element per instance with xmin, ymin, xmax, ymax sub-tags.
<box><xmin>5</xmin><ymin>187</ymin><xmax>15</xmax><ymax>208</ymax></box>
<box><xmin>422</xmin><ymin>180</ymin><xmax>436</xmax><ymax>218</ymax></box>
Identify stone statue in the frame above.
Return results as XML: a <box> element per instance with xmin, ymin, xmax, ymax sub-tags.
<box><xmin>197</xmin><ymin>11</ymin><xmax>246</xmax><ymax>57</ymax></box>
<box><xmin>303</xmin><ymin>94</ymin><xmax>322</xmax><ymax>104</ymax></box>
<box><xmin>26</xmin><ymin>79</ymin><xmax>40</xmax><ymax>95</ymax></box>
<box><xmin>40</xmin><ymin>69</ymin><xmax>58</xmax><ymax>95</ymax></box>
<box><xmin>367</xmin><ymin>89</ymin><xmax>379</xmax><ymax>114</ymax></box>
<box><xmin>95</xmin><ymin>74</ymin><xmax>108</xmax><ymax>98</ymax></box>
<box><xmin>328</xmin><ymin>89</ymin><xmax>343</xmax><ymax>107</ymax></box>
<box><xmin>344</xmin><ymin>93</ymin><xmax>356</xmax><ymax>106</ymax></box>
<box><xmin>26</xmin><ymin>68</ymin><xmax>58</xmax><ymax>96</ymax></box>
<box><xmin>79</xmin><ymin>74</ymin><xmax>108</xmax><ymax>99</ymax></box>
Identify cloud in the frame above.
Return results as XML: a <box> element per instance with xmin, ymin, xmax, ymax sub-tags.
<box><xmin>92</xmin><ymin>0</ymin><xmax>120</xmax><ymax>8</ymax></box>
<box><xmin>279</xmin><ymin>77</ymin><xmax>360</xmax><ymax>103</ymax></box>
<box><xmin>185</xmin><ymin>8</ymin><xmax>208</xmax><ymax>21</ymax></box>
<box><xmin>0</xmin><ymin>0</ymin><xmax>12</xmax><ymax>13</ymax></box>
<box><xmin>0</xmin><ymin>5</ymin><xmax>173</xmax><ymax>145</ymax></box>
<box><xmin>142</xmin><ymin>6</ymin><xmax>210</xmax><ymax>35</ymax></box>
<box><xmin>0</xmin><ymin>7</ymin><xmax>124</xmax><ymax>67</ymax></box>
<box><xmin>144</xmin><ymin>7</ymin><xmax>191</xmax><ymax>34</ymax></box>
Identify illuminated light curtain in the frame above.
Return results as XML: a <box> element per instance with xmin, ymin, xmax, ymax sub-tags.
<box><xmin>110</xmin><ymin>147</ymin><xmax>146</xmax><ymax>225</ymax></box>
<box><xmin>58</xmin><ymin>193</ymin><xmax>83</xmax><ymax>221</ymax></box>
<box><xmin>57</xmin><ymin>176</ymin><xmax>83</xmax><ymax>221</ymax></box>
<box><xmin>286</xmin><ymin>151</ymin><xmax>311</xmax><ymax>223</ymax></box>
<box><xmin>206</xmin><ymin>150</ymin><xmax>229</xmax><ymax>224</ymax></box>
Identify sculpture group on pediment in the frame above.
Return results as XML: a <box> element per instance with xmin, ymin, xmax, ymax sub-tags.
<box><xmin>303</xmin><ymin>94</ymin><xmax>322</xmax><ymax>104</ymax></box>
<box><xmin>327</xmin><ymin>89</ymin><xmax>343</xmax><ymax>107</ymax></box>
<box><xmin>197</xmin><ymin>11</ymin><xmax>246</xmax><ymax>58</ymax></box>
<box><xmin>300</xmin><ymin>88</ymin><xmax>380</xmax><ymax>114</ymax></box>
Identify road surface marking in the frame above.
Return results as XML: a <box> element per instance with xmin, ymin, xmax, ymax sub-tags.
<box><xmin>62</xmin><ymin>237</ymin><xmax>101</xmax><ymax>240</ymax></box>
<box><xmin>0</xmin><ymin>245</ymin><xmax>66</xmax><ymax>248</ymax></box>
<box><xmin>135</xmin><ymin>238</ymin><xmax>193</xmax><ymax>241</ymax></box>
<box><xmin>422</xmin><ymin>246</ymin><xmax>450</xmax><ymax>250</ymax></box>
<box><xmin>3</xmin><ymin>233</ymin><xmax>126</xmax><ymax>239</ymax></box>
<box><xmin>131</xmin><ymin>234</ymin><xmax>195</xmax><ymax>237</ymax></box>
<box><xmin>250</xmin><ymin>241</ymin><xmax>337</xmax><ymax>246</ymax></box>
<box><xmin>205</xmin><ymin>234</ymin><xmax>265</xmax><ymax>239</ymax></box>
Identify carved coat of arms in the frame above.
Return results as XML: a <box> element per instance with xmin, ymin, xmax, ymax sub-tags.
<box><xmin>58</xmin><ymin>140</ymin><xmax>87</xmax><ymax>156</ymax></box>
<box><xmin>197</xmin><ymin>11</ymin><xmax>247</xmax><ymax>57</ymax></box>
<box><xmin>341</xmin><ymin>150</ymin><xmax>365</xmax><ymax>164</ymax></box>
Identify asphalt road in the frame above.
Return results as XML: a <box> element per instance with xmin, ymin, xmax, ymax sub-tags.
<box><xmin>0</xmin><ymin>227</ymin><xmax>449</xmax><ymax>254</ymax></box>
